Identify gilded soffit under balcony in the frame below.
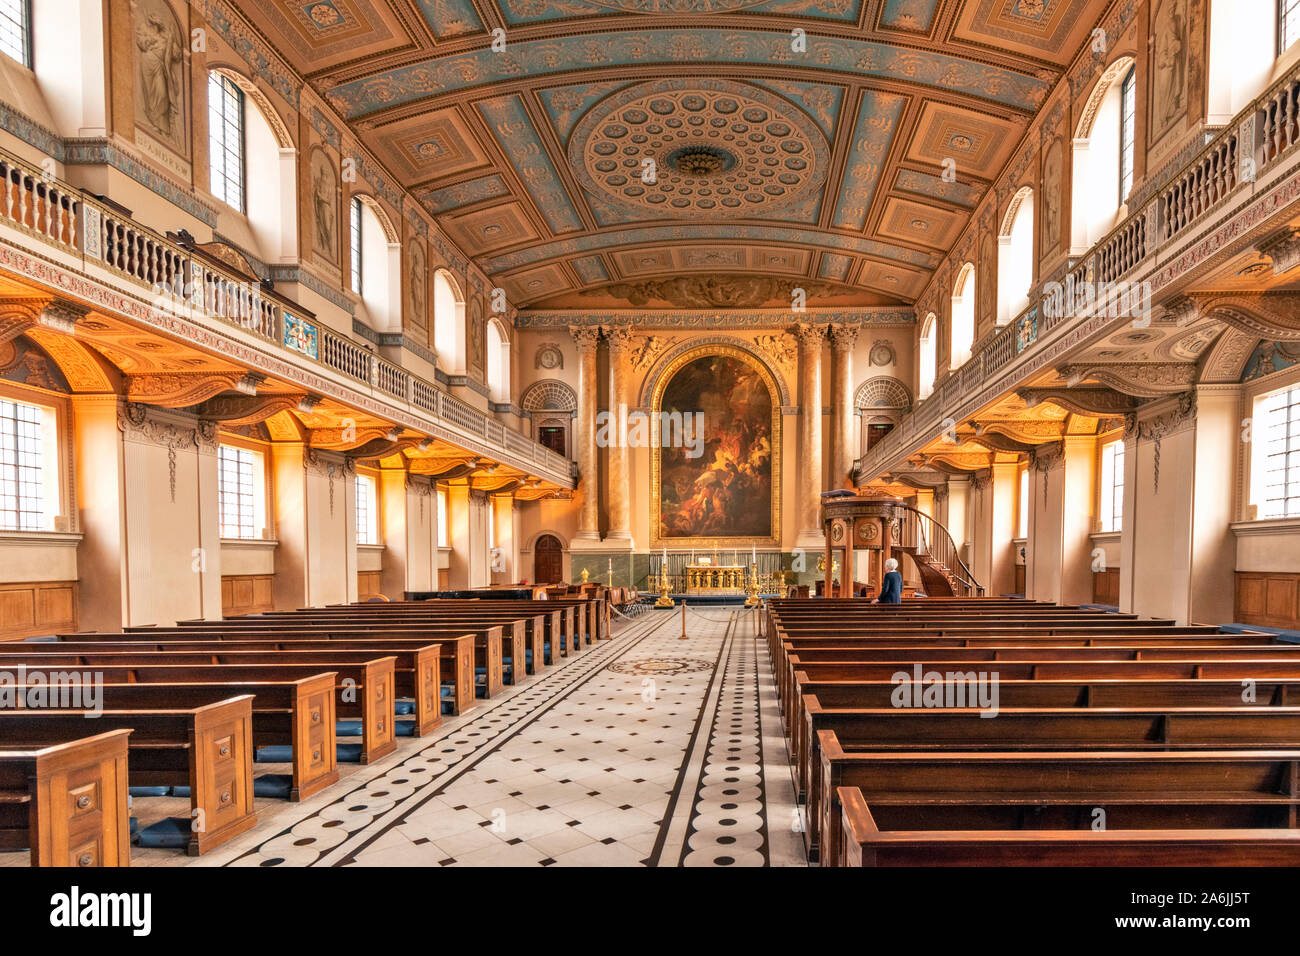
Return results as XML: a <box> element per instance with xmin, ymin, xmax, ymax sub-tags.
<box><xmin>225</xmin><ymin>0</ymin><xmax>1112</xmax><ymax>307</ymax></box>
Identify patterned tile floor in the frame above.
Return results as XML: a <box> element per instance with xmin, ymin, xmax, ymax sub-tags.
<box><xmin>0</xmin><ymin>608</ymin><xmax>805</xmax><ymax>868</ymax></box>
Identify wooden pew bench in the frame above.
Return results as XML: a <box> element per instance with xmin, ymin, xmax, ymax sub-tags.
<box><xmin>0</xmin><ymin>730</ymin><xmax>132</xmax><ymax>867</ymax></box>
<box><xmin>0</xmin><ymin>658</ymin><xmax>394</xmax><ymax>763</ymax></box>
<box><xmin>3</xmin><ymin>675</ymin><xmax>337</xmax><ymax>802</ymax></box>
<box><xmin>32</xmin><ymin>641</ymin><xmax>442</xmax><ymax>738</ymax></box>
<box><xmin>802</xmin><ymin>706</ymin><xmax>1300</xmax><ymax>860</ymax></box>
<box><xmin>0</xmin><ymin>699</ymin><xmax>257</xmax><ymax>855</ymax></box>
<box><xmin>816</xmin><ymin>747</ymin><xmax>1300</xmax><ymax>866</ymax></box>
<box><xmin>836</xmin><ymin>786</ymin><xmax>1300</xmax><ymax>866</ymax></box>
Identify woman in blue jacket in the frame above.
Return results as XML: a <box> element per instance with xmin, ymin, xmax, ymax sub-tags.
<box><xmin>874</xmin><ymin>557</ymin><xmax>903</xmax><ymax>604</ymax></box>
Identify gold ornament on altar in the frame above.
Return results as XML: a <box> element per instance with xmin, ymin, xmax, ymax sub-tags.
<box><xmin>744</xmin><ymin>562</ymin><xmax>761</xmax><ymax>608</ymax></box>
<box><xmin>580</xmin><ymin>568</ymin><xmax>590</xmax><ymax>583</ymax></box>
<box><xmin>816</xmin><ymin>554</ymin><xmax>839</xmax><ymax>575</ymax></box>
<box><xmin>655</xmin><ymin>569</ymin><xmax>675</xmax><ymax>608</ymax></box>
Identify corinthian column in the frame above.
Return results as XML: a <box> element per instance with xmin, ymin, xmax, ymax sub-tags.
<box><xmin>795</xmin><ymin>322</ymin><xmax>826</xmax><ymax>545</ymax></box>
<box><xmin>828</xmin><ymin>324</ymin><xmax>860</xmax><ymax>490</ymax></box>
<box><xmin>571</xmin><ymin>326</ymin><xmax>601</xmax><ymax>543</ymax></box>
<box><xmin>604</xmin><ymin>326</ymin><xmax>634</xmax><ymax>545</ymax></box>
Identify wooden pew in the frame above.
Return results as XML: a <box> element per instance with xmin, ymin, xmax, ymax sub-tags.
<box><xmin>802</xmin><ymin>705</ymin><xmax>1300</xmax><ymax>860</ymax></box>
<box><xmin>819</xmin><ymin>749</ymin><xmax>1300</xmax><ymax>866</ymax></box>
<box><xmin>127</xmin><ymin>623</ymin><xmax>495</xmax><ymax>702</ymax></box>
<box><xmin>30</xmin><ymin>641</ymin><xmax>442</xmax><ymax>738</ymax></box>
<box><xmin>4</xmin><ymin>675</ymin><xmax>337</xmax><ymax>802</ymax></box>
<box><xmin>836</xmin><ymin>786</ymin><xmax>1300</xmax><ymax>866</ymax></box>
<box><xmin>0</xmin><ymin>730</ymin><xmax>132</xmax><ymax>867</ymax></box>
<box><xmin>90</xmin><ymin>629</ymin><xmax>479</xmax><ymax>717</ymax></box>
<box><xmin>0</xmin><ymin>698</ymin><xmax>257</xmax><ymax>855</ymax></box>
<box><xmin>0</xmin><ymin>659</ymin><xmax>395</xmax><ymax>763</ymax></box>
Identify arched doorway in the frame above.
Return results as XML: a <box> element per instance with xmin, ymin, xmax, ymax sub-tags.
<box><xmin>534</xmin><ymin>534</ymin><xmax>564</xmax><ymax>584</ymax></box>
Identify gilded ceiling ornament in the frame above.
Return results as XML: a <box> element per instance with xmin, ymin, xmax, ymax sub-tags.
<box><xmin>569</xmin><ymin>78</ymin><xmax>828</xmax><ymax>220</ymax></box>
<box><xmin>582</xmin><ymin>276</ymin><xmax>848</xmax><ymax>310</ymax></box>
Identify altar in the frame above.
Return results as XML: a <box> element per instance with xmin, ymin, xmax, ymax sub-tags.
<box><xmin>685</xmin><ymin>564</ymin><xmax>747</xmax><ymax>593</ymax></box>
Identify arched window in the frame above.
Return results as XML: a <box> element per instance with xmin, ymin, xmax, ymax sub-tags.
<box><xmin>1071</xmin><ymin>58</ymin><xmax>1135</xmax><ymax>252</ymax></box>
<box><xmin>486</xmin><ymin>318</ymin><xmax>511</xmax><ymax>403</ymax></box>
<box><xmin>997</xmin><ymin>187</ymin><xmax>1034</xmax><ymax>326</ymax></box>
<box><xmin>207</xmin><ymin>69</ymin><xmax>297</xmax><ymax>264</ymax></box>
<box><xmin>918</xmin><ymin>312</ymin><xmax>937</xmax><ymax>399</ymax></box>
<box><xmin>950</xmin><ymin>264</ymin><xmax>975</xmax><ymax>369</ymax></box>
<box><xmin>349</xmin><ymin>195</ymin><xmax>400</xmax><ymax>332</ymax></box>
<box><xmin>1207</xmin><ymin>0</ymin><xmax>1279</xmax><ymax>124</ymax></box>
<box><xmin>433</xmin><ymin>270</ymin><xmax>466</xmax><ymax>373</ymax></box>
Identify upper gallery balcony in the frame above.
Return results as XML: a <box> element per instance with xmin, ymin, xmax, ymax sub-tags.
<box><xmin>857</xmin><ymin>52</ymin><xmax>1300</xmax><ymax>484</ymax></box>
<box><xmin>0</xmin><ymin>146</ymin><xmax>573</xmax><ymax>489</ymax></box>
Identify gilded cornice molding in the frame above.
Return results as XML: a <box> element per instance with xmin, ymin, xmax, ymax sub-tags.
<box><xmin>520</xmin><ymin>309</ymin><xmax>915</xmax><ymax>330</ymax></box>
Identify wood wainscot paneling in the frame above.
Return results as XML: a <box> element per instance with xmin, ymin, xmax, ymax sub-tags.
<box><xmin>0</xmin><ymin>581</ymin><xmax>77</xmax><ymax>640</ymax></box>
<box><xmin>221</xmin><ymin>575</ymin><xmax>274</xmax><ymax>616</ymax></box>
<box><xmin>437</xmin><ymin>569</ymin><xmax>450</xmax><ymax>589</ymax></box>
<box><xmin>358</xmin><ymin>570</ymin><xmax>383</xmax><ymax>601</ymax></box>
<box><xmin>1093</xmin><ymin>568</ymin><xmax>1120</xmax><ymax>606</ymax></box>
<box><xmin>1235</xmin><ymin>572</ymin><xmax>1300</xmax><ymax>630</ymax></box>
<box><xmin>1014</xmin><ymin>565</ymin><xmax>1026</xmax><ymax>595</ymax></box>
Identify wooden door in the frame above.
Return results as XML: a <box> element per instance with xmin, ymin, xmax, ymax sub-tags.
<box><xmin>534</xmin><ymin>534</ymin><xmax>564</xmax><ymax>584</ymax></box>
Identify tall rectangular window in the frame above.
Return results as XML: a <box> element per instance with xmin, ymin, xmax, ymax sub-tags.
<box><xmin>350</xmin><ymin>197</ymin><xmax>363</xmax><ymax>295</ymax></box>
<box><xmin>436</xmin><ymin>487</ymin><xmax>448</xmax><ymax>547</ymax></box>
<box><xmin>1017</xmin><ymin>464</ymin><xmax>1029</xmax><ymax>539</ymax></box>
<box><xmin>0</xmin><ymin>0</ymin><xmax>29</xmax><ymax>67</ymax></box>
<box><xmin>1258</xmin><ymin>384</ymin><xmax>1300</xmax><ymax>518</ymax></box>
<box><xmin>355</xmin><ymin>475</ymin><xmax>377</xmax><ymax>546</ymax></box>
<box><xmin>1099</xmin><ymin>439</ymin><xmax>1125</xmax><ymax>533</ymax></box>
<box><xmin>208</xmin><ymin>73</ymin><xmax>245</xmax><ymax>212</ymax></box>
<box><xmin>1119</xmin><ymin>66</ymin><xmax>1136</xmax><ymax>203</ymax></box>
<box><xmin>217</xmin><ymin>445</ymin><xmax>263</xmax><ymax>539</ymax></box>
<box><xmin>1282</xmin><ymin>0</ymin><xmax>1300</xmax><ymax>53</ymax></box>
<box><xmin>0</xmin><ymin>398</ymin><xmax>49</xmax><ymax>530</ymax></box>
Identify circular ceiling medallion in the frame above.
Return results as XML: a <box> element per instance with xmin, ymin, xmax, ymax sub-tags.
<box><xmin>570</xmin><ymin>78</ymin><xmax>828</xmax><ymax>219</ymax></box>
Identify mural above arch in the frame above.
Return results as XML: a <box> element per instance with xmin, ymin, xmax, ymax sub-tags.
<box><xmin>650</xmin><ymin>345</ymin><xmax>780</xmax><ymax>548</ymax></box>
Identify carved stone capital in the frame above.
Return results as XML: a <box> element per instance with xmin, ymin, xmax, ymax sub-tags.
<box><xmin>792</xmin><ymin>322</ymin><xmax>826</xmax><ymax>351</ymax></box>
<box><xmin>604</xmin><ymin>325</ymin><xmax>637</xmax><ymax>358</ymax></box>
<box><xmin>1028</xmin><ymin>439</ymin><xmax>1064</xmax><ymax>471</ymax></box>
<box><xmin>570</xmin><ymin>326</ymin><xmax>601</xmax><ymax>354</ymax></box>
<box><xmin>827</xmin><ymin>323</ymin><xmax>861</xmax><ymax>352</ymax></box>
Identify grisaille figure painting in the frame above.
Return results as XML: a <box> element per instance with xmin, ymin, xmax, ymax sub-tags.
<box><xmin>657</xmin><ymin>352</ymin><xmax>774</xmax><ymax>541</ymax></box>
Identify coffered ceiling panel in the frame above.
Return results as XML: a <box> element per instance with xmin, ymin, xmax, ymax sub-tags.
<box><xmin>225</xmin><ymin>0</ymin><xmax>1113</xmax><ymax>307</ymax></box>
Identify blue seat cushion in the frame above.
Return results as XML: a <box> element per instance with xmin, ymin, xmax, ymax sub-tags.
<box><xmin>169</xmin><ymin>786</ymin><xmax>191</xmax><ymax>799</ymax></box>
<box><xmin>336</xmin><ymin>743</ymin><xmax>364</xmax><ymax>762</ymax></box>
<box><xmin>395</xmin><ymin>719</ymin><xmax>416</xmax><ymax>738</ymax></box>
<box><xmin>394</xmin><ymin>699</ymin><xmax>415</xmax><ymax>715</ymax></box>
<box><xmin>525</xmin><ymin>649</ymin><xmax>534</xmax><ymax>665</ymax></box>
<box><xmin>253</xmin><ymin>774</ymin><xmax>292</xmax><ymax>799</ymax></box>
<box><xmin>128</xmin><ymin>786</ymin><xmax>171</xmax><ymax>798</ymax></box>
<box><xmin>441</xmin><ymin>701</ymin><xmax>454</xmax><ymax>715</ymax></box>
<box><xmin>255</xmin><ymin>745</ymin><xmax>294</xmax><ymax>763</ymax></box>
<box><xmin>503</xmin><ymin>664</ymin><xmax>514</xmax><ymax>681</ymax></box>
<box><xmin>134</xmin><ymin>816</ymin><xmax>190</xmax><ymax>849</ymax></box>
<box><xmin>336</xmin><ymin>719</ymin><xmax>364</xmax><ymax>736</ymax></box>
<box><xmin>440</xmin><ymin>683</ymin><xmax>452</xmax><ymax>697</ymax></box>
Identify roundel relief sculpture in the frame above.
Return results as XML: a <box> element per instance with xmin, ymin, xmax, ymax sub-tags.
<box><xmin>656</xmin><ymin>351</ymin><xmax>776</xmax><ymax>542</ymax></box>
<box><xmin>571</xmin><ymin>79</ymin><xmax>827</xmax><ymax>218</ymax></box>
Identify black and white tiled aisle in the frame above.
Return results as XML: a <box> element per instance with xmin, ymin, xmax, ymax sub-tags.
<box><xmin>192</xmin><ymin>604</ymin><xmax>805</xmax><ymax>868</ymax></box>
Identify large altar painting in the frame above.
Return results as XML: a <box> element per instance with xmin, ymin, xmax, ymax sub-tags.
<box><xmin>653</xmin><ymin>347</ymin><xmax>779</xmax><ymax>545</ymax></box>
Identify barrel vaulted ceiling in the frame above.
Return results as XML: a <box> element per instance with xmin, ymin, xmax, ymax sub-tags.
<box><xmin>231</xmin><ymin>0</ymin><xmax>1111</xmax><ymax>308</ymax></box>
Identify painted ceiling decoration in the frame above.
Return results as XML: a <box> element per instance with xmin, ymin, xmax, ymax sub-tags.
<box><xmin>226</xmin><ymin>0</ymin><xmax>1112</xmax><ymax>308</ymax></box>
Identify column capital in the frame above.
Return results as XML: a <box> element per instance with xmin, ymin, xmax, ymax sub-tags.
<box><xmin>827</xmin><ymin>323</ymin><xmax>861</xmax><ymax>352</ymax></box>
<box><xmin>792</xmin><ymin>321</ymin><xmax>826</xmax><ymax>350</ymax></box>
<box><xmin>570</xmin><ymin>326</ymin><xmax>600</xmax><ymax>353</ymax></box>
<box><xmin>604</xmin><ymin>326</ymin><xmax>637</xmax><ymax>355</ymax></box>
